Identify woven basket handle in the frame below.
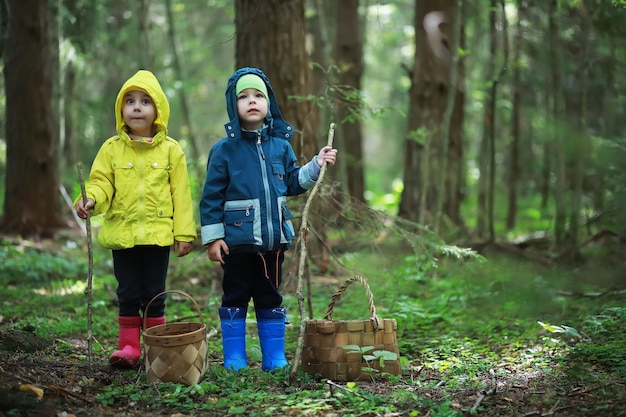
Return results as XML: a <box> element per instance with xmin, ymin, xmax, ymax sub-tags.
<box><xmin>143</xmin><ymin>290</ymin><xmax>204</xmax><ymax>330</ymax></box>
<box><xmin>322</xmin><ymin>275</ymin><xmax>380</xmax><ymax>329</ymax></box>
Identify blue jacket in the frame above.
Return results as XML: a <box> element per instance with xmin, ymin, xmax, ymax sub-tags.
<box><xmin>199</xmin><ymin>67</ymin><xmax>321</xmax><ymax>253</ymax></box>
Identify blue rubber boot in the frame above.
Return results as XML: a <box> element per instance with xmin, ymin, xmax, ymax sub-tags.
<box><xmin>219</xmin><ymin>307</ymin><xmax>248</xmax><ymax>371</ymax></box>
<box><xmin>256</xmin><ymin>307</ymin><xmax>289</xmax><ymax>371</ymax></box>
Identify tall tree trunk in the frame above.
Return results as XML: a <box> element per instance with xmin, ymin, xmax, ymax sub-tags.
<box><xmin>506</xmin><ymin>0</ymin><xmax>525</xmax><ymax>230</ymax></box>
<box><xmin>335</xmin><ymin>0</ymin><xmax>365</xmax><ymax>204</ymax></box>
<box><xmin>566</xmin><ymin>4</ymin><xmax>591</xmax><ymax>255</ymax></box>
<box><xmin>138</xmin><ymin>0</ymin><xmax>154</xmax><ymax>70</ymax></box>
<box><xmin>1</xmin><ymin>0</ymin><xmax>64</xmax><ymax>236</ymax></box>
<box><xmin>477</xmin><ymin>0</ymin><xmax>508</xmax><ymax>241</ymax></box>
<box><xmin>309</xmin><ymin>0</ymin><xmax>332</xmax><ymax>146</ymax></box>
<box><xmin>476</xmin><ymin>0</ymin><xmax>497</xmax><ymax>238</ymax></box>
<box><xmin>487</xmin><ymin>0</ymin><xmax>509</xmax><ymax>242</ymax></box>
<box><xmin>400</xmin><ymin>0</ymin><xmax>464</xmax><ymax>228</ymax></box>
<box><xmin>548</xmin><ymin>0</ymin><xmax>567</xmax><ymax>247</ymax></box>
<box><xmin>434</xmin><ymin>0</ymin><xmax>463</xmax><ymax>233</ymax></box>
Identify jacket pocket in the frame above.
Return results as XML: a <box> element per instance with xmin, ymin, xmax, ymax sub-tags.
<box><xmin>224</xmin><ymin>200</ymin><xmax>260</xmax><ymax>246</ymax></box>
<box><xmin>98</xmin><ymin>210</ymin><xmax>133</xmax><ymax>249</ymax></box>
<box><xmin>272</xmin><ymin>162</ymin><xmax>288</xmax><ymax>195</ymax></box>
<box><xmin>156</xmin><ymin>205</ymin><xmax>173</xmax><ymax>218</ymax></box>
<box><xmin>147</xmin><ymin>158</ymin><xmax>170</xmax><ymax>184</ymax></box>
<box><xmin>279</xmin><ymin>197</ymin><xmax>295</xmax><ymax>244</ymax></box>
<box><xmin>272</xmin><ymin>162</ymin><xmax>285</xmax><ymax>180</ymax></box>
<box><xmin>112</xmin><ymin>161</ymin><xmax>136</xmax><ymax>200</ymax></box>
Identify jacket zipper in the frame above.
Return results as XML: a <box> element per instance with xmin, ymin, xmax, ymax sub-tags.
<box><xmin>257</xmin><ymin>133</ymin><xmax>273</xmax><ymax>248</ymax></box>
<box><xmin>137</xmin><ymin>142</ymin><xmax>146</xmax><ymax>241</ymax></box>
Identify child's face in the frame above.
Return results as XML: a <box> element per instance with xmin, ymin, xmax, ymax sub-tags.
<box><xmin>122</xmin><ymin>90</ymin><xmax>157</xmax><ymax>137</ymax></box>
<box><xmin>237</xmin><ymin>88</ymin><xmax>268</xmax><ymax>131</ymax></box>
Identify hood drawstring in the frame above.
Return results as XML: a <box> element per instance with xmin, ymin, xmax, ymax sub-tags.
<box><xmin>274</xmin><ymin>250</ymin><xmax>281</xmax><ymax>288</ymax></box>
<box><xmin>258</xmin><ymin>252</ymin><xmax>269</xmax><ymax>280</ymax></box>
<box><xmin>257</xmin><ymin>251</ymin><xmax>282</xmax><ymax>288</ymax></box>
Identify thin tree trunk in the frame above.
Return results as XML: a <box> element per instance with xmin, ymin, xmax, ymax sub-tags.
<box><xmin>63</xmin><ymin>62</ymin><xmax>77</xmax><ymax>171</ymax></box>
<box><xmin>548</xmin><ymin>0</ymin><xmax>567</xmax><ymax>247</ymax></box>
<box><xmin>138</xmin><ymin>0</ymin><xmax>153</xmax><ymax>70</ymax></box>
<box><xmin>476</xmin><ymin>1</ymin><xmax>497</xmax><ymax>238</ymax></box>
<box><xmin>486</xmin><ymin>1</ymin><xmax>509</xmax><ymax>242</ymax></box>
<box><xmin>567</xmin><ymin>4</ymin><xmax>591</xmax><ymax>253</ymax></box>
<box><xmin>490</xmin><ymin>1</ymin><xmax>508</xmax><ymax>241</ymax></box>
<box><xmin>434</xmin><ymin>0</ymin><xmax>463</xmax><ymax>233</ymax></box>
<box><xmin>506</xmin><ymin>0</ymin><xmax>525</xmax><ymax>230</ymax></box>
<box><xmin>164</xmin><ymin>0</ymin><xmax>202</xmax><ymax>175</ymax></box>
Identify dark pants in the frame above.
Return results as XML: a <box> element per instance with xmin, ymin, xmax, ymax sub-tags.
<box><xmin>221</xmin><ymin>251</ymin><xmax>284</xmax><ymax>309</ymax></box>
<box><xmin>112</xmin><ymin>245</ymin><xmax>170</xmax><ymax>317</ymax></box>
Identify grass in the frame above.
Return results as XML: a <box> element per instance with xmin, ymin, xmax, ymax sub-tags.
<box><xmin>1</xmin><ymin>232</ymin><xmax>625</xmax><ymax>416</ymax></box>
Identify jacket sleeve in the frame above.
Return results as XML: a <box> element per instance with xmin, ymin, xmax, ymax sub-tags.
<box><xmin>284</xmin><ymin>144</ymin><xmax>315</xmax><ymax>194</ymax></box>
<box><xmin>169</xmin><ymin>142</ymin><xmax>197</xmax><ymax>243</ymax></box>
<box><xmin>199</xmin><ymin>146</ymin><xmax>228</xmax><ymax>245</ymax></box>
<box><xmin>73</xmin><ymin>141</ymin><xmax>115</xmax><ymax>216</ymax></box>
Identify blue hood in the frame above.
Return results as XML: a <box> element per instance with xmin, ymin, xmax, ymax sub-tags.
<box><xmin>224</xmin><ymin>67</ymin><xmax>294</xmax><ymax>142</ymax></box>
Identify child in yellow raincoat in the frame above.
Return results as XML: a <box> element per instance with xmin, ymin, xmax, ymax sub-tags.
<box><xmin>75</xmin><ymin>70</ymin><xmax>196</xmax><ymax>368</ymax></box>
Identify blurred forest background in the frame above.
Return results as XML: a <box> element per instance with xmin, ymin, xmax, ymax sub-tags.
<box><xmin>1</xmin><ymin>0</ymin><xmax>626</xmax><ymax>264</ymax></box>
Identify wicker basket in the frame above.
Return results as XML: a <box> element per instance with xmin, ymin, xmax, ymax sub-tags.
<box><xmin>302</xmin><ymin>275</ymin><xmax>401</xmax><ymax>381</ymax></box>
<box><xmin>142</xmin><ymin>290</ymin><xmax>207</xmax><ymax>385</ymax></box>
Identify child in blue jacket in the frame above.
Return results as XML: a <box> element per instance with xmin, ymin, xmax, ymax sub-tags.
<box><xmin>200</xmin><ymin>67</ymin><xmax>337</xmax><ymax>371</ymax></box>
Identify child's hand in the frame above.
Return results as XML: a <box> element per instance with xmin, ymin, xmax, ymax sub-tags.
<box><xmin>207</xmin><ymin>239</ymin><xmax>229</xmax><ymax>264</ymax></box>
<box><xmin>317</xmin><ymin>146</ymin><xmax>337</xmax><ymax>167</ymax></box>
<box><xmin>174</xmin><ymin>240</ymin><xmax>193</xmax><ymax>257</ymax></box>
<box><xmin>75</xmin><ymin>198</ymin><xmax>95</xmax><ymax>219</ymax></box>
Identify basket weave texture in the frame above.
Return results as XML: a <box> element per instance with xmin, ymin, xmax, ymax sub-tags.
<box><xmin>302</xmin><ymin>276</ymin><xmax>401</xmax><ymax>381</ymax></box>
<box><xmin>142</xmin><ymin>290</ymin><xmax>207</xmax><ymax>385</ymax></box>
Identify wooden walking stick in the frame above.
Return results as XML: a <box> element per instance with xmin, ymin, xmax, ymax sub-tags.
<box><xmin>290</xmin><ymin>123</ymin><xmax>335</xmax><ymax>382</ymax></box>
<box><xmin>76</xmin><ymin>162</ymin><xmax>95</xmax><ymax>368</ymax></box>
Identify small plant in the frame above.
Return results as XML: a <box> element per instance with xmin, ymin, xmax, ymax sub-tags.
<box><xmin>342</xmin><ymin>344</ymin><xmax>398</xmax><ymax>378</ymax></box>
<box><xmin>537</xmin><ymin>321</ymin><xmax>582</xmax><ymax>343</ymax></box>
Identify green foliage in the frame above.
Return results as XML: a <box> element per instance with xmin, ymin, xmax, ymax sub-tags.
<box><xmin>537</xmin><ymin>321</ymin><xmax>582</xmax><ymax>342</ymax></box>
<box><xmin>568</xmin><ymin>307</ymin><xmax>626</xmax><ymax>373</ymax></box>
<box><xmin>1</xmin><ymin>232</ymin><xmax>625</xmax><ymax>415</ymax></box>
<box><xmin>0</xmin><ymin>245</ymin><xmax>86</xmax><ymax>284</ymax></box>
<box><xmin>342</xmin><ymin>344</ymin><xmax>399</xmax><ymax>376</ymax></box>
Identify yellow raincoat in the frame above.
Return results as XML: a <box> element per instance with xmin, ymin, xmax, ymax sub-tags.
<box><xmin>75</xmin><ymin>70</ymin><xmax>196</xmax><ymax>249</ymax></box>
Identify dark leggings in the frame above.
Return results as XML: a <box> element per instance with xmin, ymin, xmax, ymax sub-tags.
<box><xmin>221</xmin><ymin>251</ymin><xmax>284</xmax><ymax>309</ymax></box>
<box><xmin>112</xmin><ymin>245</ymin><xmax>170</xmax><ymax>317</ymax></box>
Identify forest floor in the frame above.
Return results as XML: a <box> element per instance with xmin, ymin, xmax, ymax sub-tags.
<box><xmin>0</xmin><ymin>229</ymin><xmax>625</xmax><ymax>416</ymax></box>
<box><xmin>0</xmin><ymin>330</ymin><xmax>624</xmax><ymax>417</ymax></box>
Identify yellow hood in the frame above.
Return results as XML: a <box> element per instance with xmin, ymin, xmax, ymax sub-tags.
<box><xmin>114</xmin><ymin>70</ymin><xmax>170</xmax><ymax>137</ymax></box>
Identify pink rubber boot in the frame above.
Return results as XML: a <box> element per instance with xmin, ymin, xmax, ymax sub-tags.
<box><xmin>144</xmin><ymin>316</ymin><xmax>166</xmax><ymax>329</ymax></box>
<box><xmin>109</xmin><ymin>316</ymin><xmax>142</xmax><ymax>368</ymax></box>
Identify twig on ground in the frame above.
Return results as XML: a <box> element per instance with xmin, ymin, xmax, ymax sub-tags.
<box><xmin>326</xmin><ymin>379</ymin><xmax>366</xmax><ymax>398</ymax></box>
<box><xmin>47</xmin><ymin>385</ymin><xmax>93</xmax><ymax>403</ymax></box>
<box><xmin>568</xmin><ymin>381</ymin><xmax>622</xmax><ymax>396</ymax></box>
<box><xmin>470</xmin><ymin>369</ymin><xmax>497</xmax><ymax>412</ymax></box>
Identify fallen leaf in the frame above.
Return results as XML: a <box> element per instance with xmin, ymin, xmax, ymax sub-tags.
<box><xmin>19</xmin><ymin>384</ymin><xmax>44</xmax><ymax>400</ymax></box>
